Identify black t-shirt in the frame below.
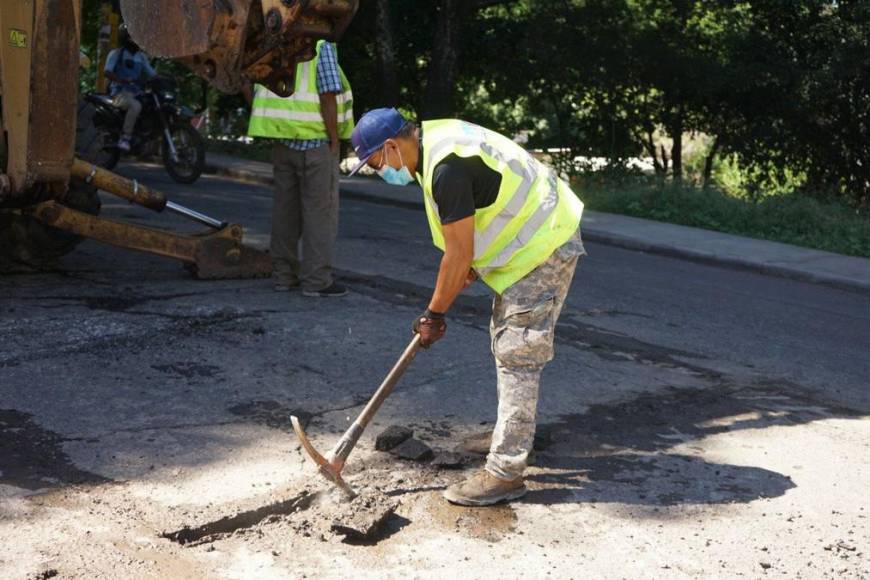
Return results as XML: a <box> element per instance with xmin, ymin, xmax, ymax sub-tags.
<box><xmin>430</xmin><ymin>154</ymin><xmax>502</xmax><ymax>224</ymax></box>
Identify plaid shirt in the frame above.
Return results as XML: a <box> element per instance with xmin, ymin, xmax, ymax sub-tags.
<box><xmin>283</xmin><ymin>42</ymin><xmax>343</xmax><ymax>151</ymax></box>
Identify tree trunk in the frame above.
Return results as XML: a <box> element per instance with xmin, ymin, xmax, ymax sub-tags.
<box><xmin>420</xmin><ymin>0</ymin><xmax>514</xmax><ymax>117</ymax></box>
<box><xmin>200</xmin><ymin>78</ymin><xmax>209</xmax><ymax>112</ymax></box>
<box><xmin>199</xmin><ymin>78</ymin><xmax>210</xmax><ymax>135</ymax></box>
<box><xmin>645</xmin><ymin>129</ymin><xmax>665</xmax><ymax>175</ymax></box>
<box><xmin>423</xmin><ymin>0</ymin><xmax>462</xmax><ymax>118</ymax></box>
<box><xmin>373</xmin><ymin>0</ymin><xmax>399</xmax><ymax>107</ymax></box>
<box><xmin>703</xmin><ymin>138</ymin><xmax>721</xmax><ymax>189</ymax></box>
<box><xmin>671</xmin><ymin>0</ymin><xmax>689</xmax><ymax>184</ymax></box>
<box><xmin>421</xmin><ymin>0</ymin><xmax>513</xmax><ymax>118</ymax></box>
<box><xmin>670</xmin><ymin>105</ymin><xmax>683</xmax><ymax>183</ymax></box>
<box><xmin>633</xmin><ymin>128</ymin><xmax>665</xmax><ymax>175</ymax></box>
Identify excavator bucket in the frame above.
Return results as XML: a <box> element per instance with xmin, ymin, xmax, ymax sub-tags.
<box><xmin>27</xmin><ymin>201</ymin><xmax>273</xmax><ymax>280</ymax></box>
<box><xmin>120</xmin><ymin>0</ymin><xmax>359</xmax><ymax>97</ymax></box>
<box><xmin>2</xmin><ymin>1</ymin><xmax>360</xmax><ymax>272</ymax></box>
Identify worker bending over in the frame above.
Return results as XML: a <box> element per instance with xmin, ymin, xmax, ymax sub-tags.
<box><xmin>349</xmin><ymin>109</ymin><xmax>585</xmax><ymax>506</ymax></box>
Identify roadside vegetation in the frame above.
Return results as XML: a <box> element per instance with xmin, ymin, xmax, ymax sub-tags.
<box><xmin>573</xmin><ymin>141</ymin><xmax>870</xmax><ymax>258</ymax></box>
<box><xmin>78</xmin><ymin>1</ymin><xmax>870</xmax><ymax>257</ymax></box>
<box><xmin>577</xmin><ymin>176</ymin><xmax>870</xmax><ymax>258</ymax></box>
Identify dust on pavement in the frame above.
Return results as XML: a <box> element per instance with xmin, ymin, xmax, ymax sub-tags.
<box><xmin>1</xmin><ymin>166</ymin><xmax>868</xmax><ymax>579</ymax></box>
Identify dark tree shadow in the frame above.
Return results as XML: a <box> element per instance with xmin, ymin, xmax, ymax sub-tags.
<box><xmin>525</xmin><ymin>454</ymin><xmax>794</xmax><ymax>507</ymax></box>
<box><xmin>519</xmin><ymin>384</ymin><xmax>860</xmax><ymax>508</ymax></box>
<box><xmin>0</xmin><ymin>409</ymin><xmax>108</xmax><ymax>490</ymax></box>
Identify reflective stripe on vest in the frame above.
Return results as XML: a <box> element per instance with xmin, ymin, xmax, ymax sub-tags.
<box><xmin>419</xmin><ymin>120</ymin><xmax>583</xmax><ymax>294</ymax></box>
<box><xmin>247</xmin><ymin>41</ymin><xmax>354</xmax><ymax>140</ymax></box>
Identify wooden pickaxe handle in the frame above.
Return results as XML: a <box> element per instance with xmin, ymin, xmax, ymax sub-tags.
<box><xmin>328</xmin><ymin>334</ymin><xmax>422</xmax><ymax>469</ymax></box>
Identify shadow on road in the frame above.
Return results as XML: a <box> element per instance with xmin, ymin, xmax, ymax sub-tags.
<box><xmin>0</xmin><ymin>409</ymin><xmax>108</xmax><ymax>490</ymax></box>
<box><xmin>522</xmin><ymin>383</ymin><xmax>861</xmax><ymax>508</ymax></box>
<box><xmin>1</xmin><ymin>380</ymin><xmax>861</xmax><ymax>514</ymax></box>
<box><xmin>2</xmin><ymin>167</ymin><xmax>866</xmax><ymax>520</ymax></box>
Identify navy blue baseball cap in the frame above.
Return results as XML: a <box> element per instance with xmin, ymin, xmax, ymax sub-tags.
<box><xmin>348</xmin><ymin>108</ymin><xmax>409</xmax><ymax>176</ymax></box>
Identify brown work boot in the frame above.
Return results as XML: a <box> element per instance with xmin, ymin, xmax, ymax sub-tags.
<box><xmin>443</xmin><ymin>469</ymin><xmax>527</xmax><ymax>506</ymax></box>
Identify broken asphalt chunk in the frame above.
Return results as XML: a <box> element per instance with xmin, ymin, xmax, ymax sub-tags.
<box><xmin>375</xmin><ymin>425</ymin><xmax>413</xmax><ymax>451</ymax></box>
<box><xmin>330</xmin><ymin>490</ymin><xmax>398</xmax><ymax>540</ymax></box>
<box><xmin>389</xmin><ymin>438</ymin><xmax>434</xmax><ymax>461</ymax></box>
<box><xmin>431</xmin><ymin>452</ymin><xmax>469</xmax><ymax>469</ymax></box>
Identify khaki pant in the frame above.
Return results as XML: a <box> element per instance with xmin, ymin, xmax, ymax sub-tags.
<box><xmin>270</xmin><ymin>143</ymin><xmax>339</xmax><ymax>291</ymax></box>
<box><xmin>486</xmin><ymin>232</ymin><xmax>585</xmax><ymax>480</ymax></box>
<box><xmin>112</xmin><ymin>91</ymin><xmax>142</xmax><ymax>137</ymax></box>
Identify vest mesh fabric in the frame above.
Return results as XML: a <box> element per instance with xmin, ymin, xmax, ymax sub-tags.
<box><xmin>248</xmin><ymin>41</ymin><xmax>354</xmax><ymax>140</ymax></box>
<box><xmin>418</xmin><ymin>119</ymin><xmax>583</xmax><ymax>294</ymax></box>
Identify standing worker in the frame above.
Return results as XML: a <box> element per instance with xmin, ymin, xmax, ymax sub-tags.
<box><xmin>247</xmin><ymin>41</ymin><xmax>354</xmax><ymax>297</ymax></box>
<box><xmin>349</xmin><ymin>109</ymin><xmax>585</xmax><ymax>506</ymax></box>
<box><xmin>104</xmin><ymin>24</ymin><xmax>157</xmax><ymax>152</ymax></box>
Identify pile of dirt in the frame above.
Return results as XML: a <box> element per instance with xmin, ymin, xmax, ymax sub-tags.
<box><xmin>267</xmin><ymin>487</ymin><xmax>399</xmax><ymax>543</ymax></box>
<box><xmin>164</xmin><ymin>484</ymin><xmax>400</xmax><ymax>546</ymax></box>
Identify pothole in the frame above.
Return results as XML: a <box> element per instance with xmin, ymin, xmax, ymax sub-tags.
<box><xmin>162</xmin><ymin>487</ymin><xmax>402</xmax><ymax>547</ymax></box>
<box><xmin>162</xmin><ymin>489</ymin><xmax>319</xmax><ymax>546</ymax></box>
<box><xmin>279</xmin><ymin>488</ymin><xmax>405</xmax><ymax>544</ymax></box>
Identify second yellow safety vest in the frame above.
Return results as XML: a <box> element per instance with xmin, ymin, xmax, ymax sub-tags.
<box><xmin>247</xmin><ymin>41</ymin><xmax>354</xmax><ymax>140</ymax></box>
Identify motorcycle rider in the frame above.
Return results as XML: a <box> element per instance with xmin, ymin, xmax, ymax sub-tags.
<box><xmin>103</xmin><ymin>24</ymin><xmax>158</xmax><ymax>152</ymax></box>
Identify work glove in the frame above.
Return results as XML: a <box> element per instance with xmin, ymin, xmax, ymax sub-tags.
<box><xmin>412</xmin><ymin>309</ymin><xmax>446</xmax><ymax>348</ymax></box>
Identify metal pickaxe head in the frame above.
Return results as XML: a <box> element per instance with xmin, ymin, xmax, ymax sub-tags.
<box><xmin>291</xmin><ymin>415</ymin><xmax>357</xmax><ymax>499</ymax></box>
<box><xmin>290</xmin><ymin>337</ymin><xmax>421</xmax><ymax>501</ymax></box>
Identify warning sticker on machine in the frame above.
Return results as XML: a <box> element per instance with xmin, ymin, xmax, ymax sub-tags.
<box><xmin>9</xmin><ymin>29</ymin><xmax>27</xmax><ymax>48</ymax></box>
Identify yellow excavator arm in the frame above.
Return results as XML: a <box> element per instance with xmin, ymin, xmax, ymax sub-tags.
<box><xmin>1</xmin><ymin>0</ymin><xmax>357</xmax><ymax>199</ymax></box>
<box><xmin>0</xmin><ymin>0</ymin><xmax>357</xmax><ymax>276</ymax></box>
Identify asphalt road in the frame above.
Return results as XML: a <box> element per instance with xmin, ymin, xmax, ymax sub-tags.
<box><xmin>116</xmin><ymin>162</ymin><xmax>870</xmax><ymax>413</ymax></box>
<box><xmin>1</xmin><ymin>163</ymin><xmax>868</xmax><ymax>579</ymax></box>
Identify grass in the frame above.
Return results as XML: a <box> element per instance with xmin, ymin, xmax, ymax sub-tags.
<box><xmin>576</xmin><ymin>179</ymin><xmax>870</xmax><ymax>258</ymax></box>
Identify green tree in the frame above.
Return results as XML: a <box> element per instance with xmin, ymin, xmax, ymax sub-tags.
<box><xmin>715</xmin><ymin>0</ymin><xmax>870</xmax><ymax>204</ymax></box>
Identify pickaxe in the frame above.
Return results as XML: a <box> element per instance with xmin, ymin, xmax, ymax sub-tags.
<box><xmin>291</xmin><ymin>334</ymin><xmax>422</xmax><ymax>498</ymax></box>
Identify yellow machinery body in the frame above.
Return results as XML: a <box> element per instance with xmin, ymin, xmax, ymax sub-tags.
<box><xmin>0</xmin><ymin>0</ymin><xmax>358</xmax><ymax>278</ymax></box>
<box><xmin>0</xmin><ymin>0</ymin><xmax>80</xmax><ymax>198</ymax></box>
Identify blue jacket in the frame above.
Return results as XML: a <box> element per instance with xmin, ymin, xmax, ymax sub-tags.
<box><xmin>104</xmin><ymin>48</ymin><xmax>157</xmax><ymax>96</ymax></box>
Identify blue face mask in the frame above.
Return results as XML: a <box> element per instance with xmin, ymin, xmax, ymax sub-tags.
<box><xmin>377</xmin><ymin>146</ymin><xmax>415</xmax><ymax>186</ymax></box>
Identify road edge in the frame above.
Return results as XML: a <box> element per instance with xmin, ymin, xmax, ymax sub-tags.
<box><xmin>204</xmin><ymin>161</ymin><xmax>870</xmax><ymax>297</ymax></box>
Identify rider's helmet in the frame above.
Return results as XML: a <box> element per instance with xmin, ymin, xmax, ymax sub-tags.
<box><xmin>118</xmin><ymin>23</ymin><xmax>140</xmax><ymax>53</ymax></box>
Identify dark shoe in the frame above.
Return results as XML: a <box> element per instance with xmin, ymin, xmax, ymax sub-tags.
<box><xmin>302</xmin><ymin>283</ymin><xmax>348</xmax><ymax>298</ymax></box>
<box><xmin>443</xmin><ymin>470</ymin><xmax>527</xmax><ymax>506</ymax></box>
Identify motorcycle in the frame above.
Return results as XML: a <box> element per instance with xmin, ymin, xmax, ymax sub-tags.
<box><xmin>84</xmin><ymin>77</ymin><xmax>205</xmax><ymax>184</ymax></box>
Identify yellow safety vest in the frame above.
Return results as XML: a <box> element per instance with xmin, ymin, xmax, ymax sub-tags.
<box><xmin>247</xmin><ymin>41</ymin><xmax>354</xmax><ymax>140</ymax></box>
<box><xmin>418</xmin><ymin>120</ymin><xmax>583</xmax><ymax>294</ymax></box>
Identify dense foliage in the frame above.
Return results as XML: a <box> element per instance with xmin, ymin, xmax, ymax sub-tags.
<box><xmin>341</xmin><ymin>0</ymin><xmax>869</xmax><ymax>207</ymax></box>
<box><xmin>80</xmin><ymin>1</ymin><xmax>869</xmax><ymax>208</ymax></box>
<box><xmin>580</xmin><ymin>178</ymin><xmax>870</xmax><ymax>257</ymax></box>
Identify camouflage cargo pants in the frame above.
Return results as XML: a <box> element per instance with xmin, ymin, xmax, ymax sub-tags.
<box><xmin>486</xmin><ymin>232</ymin><xmax>585</xmax><ymax>480</ymax></box>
